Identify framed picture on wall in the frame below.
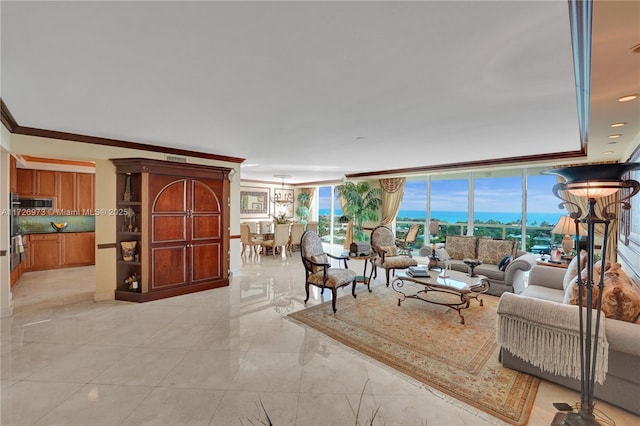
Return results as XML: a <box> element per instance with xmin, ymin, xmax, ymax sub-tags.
<box><xmin>240</xmin><ymin>187</ymin><xmax>270</xmax><ymax>218</ymax></box>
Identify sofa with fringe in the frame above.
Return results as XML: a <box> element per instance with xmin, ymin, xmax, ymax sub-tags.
<box><xmin>496</xmin><ymin>264</ymin><xmax>640</xmax><ymax>415</ymax></box>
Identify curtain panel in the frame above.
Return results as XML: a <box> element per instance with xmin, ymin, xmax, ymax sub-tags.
<box><xmin>379</xmin><ymin>178</ymin><xmax>405</xmax><ymax>226</ymax></box>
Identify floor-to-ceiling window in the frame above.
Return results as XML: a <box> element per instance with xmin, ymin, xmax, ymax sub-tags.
<box><xmin>431</xmin><ymin>174</ymin><xmax>469</xmax><ymax>241</ymax></box>
<box><xmin>472</xmin><ymin>170</ymin><xmax>523</xmax><ymax>245</ymax></box>
<box><xmin>526</xmin><ymin>167</ymin><xmax>564</xmax><ymax>252</ymax></box>
<box><xmin>392</xmin><ymin>167</ymin><xmax>562</xmax><ymax>252</ymax></box>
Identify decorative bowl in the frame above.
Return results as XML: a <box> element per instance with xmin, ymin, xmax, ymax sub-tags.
<box><xmin>51</xmin><ymin>222</ymin><xmax>68</xmax><ymax>232</ymax></box>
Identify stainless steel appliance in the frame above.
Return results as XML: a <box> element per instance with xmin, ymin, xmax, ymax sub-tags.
<box><xmin>15</xmin><ymin>196</ymin><xmax>54</xmax><ymax>210</ymax></box>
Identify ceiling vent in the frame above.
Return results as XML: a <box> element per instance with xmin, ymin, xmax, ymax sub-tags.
<box><xmin>165</xmin><ymin>155</ymin><xmax>187</xmax><ymax>163</ymax></box>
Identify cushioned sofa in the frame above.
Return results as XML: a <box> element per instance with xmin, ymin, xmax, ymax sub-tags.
<box><xmin>496</xmin><ymin>263</ymin><xmax>640</xmax><ymax>415</ymax></box>
<box><xmin>416</xmin><ymin>235</ymin><xmax>537</xmax><ymax>296</ymax></box>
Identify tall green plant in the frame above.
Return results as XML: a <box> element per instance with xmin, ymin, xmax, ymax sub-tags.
<box><xmin>296</xmin><ymin>192</ymin><xmax>311</xmax><ymax>224</ymax></box>
<box><xmin>334</xmin><ymin>181</ymin><xmax>382</xmax><ymax>242</ymax></box>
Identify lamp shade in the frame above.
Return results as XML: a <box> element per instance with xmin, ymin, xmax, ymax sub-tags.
<box><xmin>543</xmin><ymin>163</ymin><xmax>640</xmax><ymax>199</ymax></box>
<box><xmin>551</xmin><ymin>215</ymin><xmax>585</xmax><ymax>236</ymax></box>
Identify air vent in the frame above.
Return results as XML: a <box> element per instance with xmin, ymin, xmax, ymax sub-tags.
<box><xmin>165</xmin><ymin>155</ymin><xmax>187</xmax><ymax>163</ymax></box>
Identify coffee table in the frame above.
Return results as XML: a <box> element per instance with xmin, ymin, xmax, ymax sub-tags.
<box><xmin>392</xmin><ymin>269</ymin><xmax>490</xmax><ymax>324</ymax></box>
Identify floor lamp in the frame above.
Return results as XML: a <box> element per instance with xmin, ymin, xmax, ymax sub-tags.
<box><xmin>544</xmin><ymin>163</ymin><xmax>640</xmax><ymax>426</ymax></box>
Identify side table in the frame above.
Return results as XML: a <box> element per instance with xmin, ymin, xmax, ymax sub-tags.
<box><xmin>345</xmin><ymin>252</ymin><xmax>378</xmax><ymax>292</ymax></box>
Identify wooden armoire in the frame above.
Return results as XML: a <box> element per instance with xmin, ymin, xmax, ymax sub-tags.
<box><xmin>111</xmin><ymin>158</ymin><xmax>231</xmax><ymax>302</ymax></box>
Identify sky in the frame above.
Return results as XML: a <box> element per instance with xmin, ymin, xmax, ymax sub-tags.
<box><xmin>318</xmin><ymin>174</ymin><xmax>561</xmax><ymax>214</ymax></box>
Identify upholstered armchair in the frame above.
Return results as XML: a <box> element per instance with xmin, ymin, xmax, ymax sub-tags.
<box><xmin>370</xmin><ymin>225</ymin><xmax>418</xmax><ymax>286</ymax></box>
<box><xmin>300</xmin><ymin>230</ymin><xmax>357</xmax><ymax>313</ymax></box>
<box><xmin>395</xmin><ymin>223</ymin><xmax>421</xmax><ymax>256</ymax></box>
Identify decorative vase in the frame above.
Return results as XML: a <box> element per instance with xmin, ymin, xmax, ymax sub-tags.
<box><xmin>121</xmin><ymin>241</ymin><xmax>137</xmax><ymax>261</ymax></box>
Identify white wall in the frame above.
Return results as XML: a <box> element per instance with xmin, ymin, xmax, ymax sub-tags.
<box><xmin>0</xmin><ymin>126</ymin><xmax>13</xmax><ymax>317</ymax></box>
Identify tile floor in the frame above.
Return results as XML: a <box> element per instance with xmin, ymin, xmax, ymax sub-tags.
<box><xmin>1</xmin><ymin>251</ymin><xmax>638</xmax><ymax>425</ymax></box>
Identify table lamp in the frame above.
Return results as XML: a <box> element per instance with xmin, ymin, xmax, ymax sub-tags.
<box><xmin>551</xmin><ymin>215</ymin><xmax>586</xmax><ymax>255</ymax></box>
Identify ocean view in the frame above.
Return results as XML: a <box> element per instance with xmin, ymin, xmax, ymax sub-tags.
<box><xmin>319</xmin><ymin>209</ymin><xmax>561</xmax><ymax>226</ymax></box>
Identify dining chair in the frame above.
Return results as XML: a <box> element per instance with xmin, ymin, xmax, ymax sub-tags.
<box><xmin>306</xmin><ymin>221</ymin><xmax>318</xmax><ymax>233</ymax></box>
<box><xmin>288</xmin><ymin>223</ymin><xmax>305</xmax><ymax>255</ymax></box>
<box><xmin>240</xmin><ymin>223</ymin><xmax>261</xmax><ymax>256</ymax></box>
<box><xmin>300</xmin><ymin>230</ymin><xmax>357</xmax><ymax>313</ymax></box>
<box><xmin>261</xmin><ymin>223</ymin><xmax>290</xmax><ymax>258</ymax></box>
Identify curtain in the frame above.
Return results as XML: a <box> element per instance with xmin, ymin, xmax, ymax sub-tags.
<box><xmin>337</xmin><ymin>193</ymin><xmax>353</xmax><ymax>249</ymax></box>
<box><xmin>300</xmin><ymin>187</ymin><xmax>315</xmax><ymax>208</ymax></box>
<box><xmin>558</xmin><ymin>178</ymin><xmax>619</xmax><ymax>263</ymax></box>
<box><xmin>379</xmin><ymin>178</ymin><xmax>405</xmax><ymax>226</ymax></box>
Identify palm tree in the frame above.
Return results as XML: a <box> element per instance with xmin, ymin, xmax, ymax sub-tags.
<box><xmin>334</xmin><ymin>181</ymin><xmax>382</xmax><ymax>242</ymax></box>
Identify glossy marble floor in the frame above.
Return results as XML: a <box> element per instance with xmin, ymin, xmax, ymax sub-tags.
<box><xmin>1</xmin><ymin>251</ymin><xmax>638</xmax><ymax>426</ymax></box>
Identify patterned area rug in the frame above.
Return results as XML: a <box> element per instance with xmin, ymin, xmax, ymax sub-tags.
<box><xmin>288</xmin><ymin>285</ymin><xmax>539</xmax><ymax>425</ymax></box>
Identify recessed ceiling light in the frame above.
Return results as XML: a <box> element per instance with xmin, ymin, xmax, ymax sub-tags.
<box><xmin>607</xmin><ymin>141</ymin><xmax>618</xmax><ymax>145</ymax></box>
<box><xmin>618</xmin><ymin>94</ymin><xmax>638</xmax><ymax>102</ymax></box>
<box><xmin>608</xmin><ymin>134</ymin><xmax>622</xmax><ymax>139</ymax></box>
<box><xmin>610</xmin><ymin>122</ymin><xmax>626</xmax><ymax>128</ymax></box>
<box><xmin>356</xmin><ymin>136</ymin><xmax>366</xmax><ymax>140</ymax></box>
<box><xmin>603</xmin><ymin>151</ymin><xmax>614</xmax><ymax>155</ymax></box>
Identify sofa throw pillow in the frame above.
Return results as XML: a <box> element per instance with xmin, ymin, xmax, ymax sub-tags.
<box><xmin>477</xmin><ymin>239</ymin><xmax>516</xmax><ymax>265</ymax></box>
<box><xmin>566</xmin><ymin>259</ymin><xmax>612</xmax><ymax>307</ymax></box>
<box><xmin>378</xmin><ymin>245</ymin><xmax>398</xmax><ymax>257</ymax></box>
<box><xmin>310</xmin><ymin>254</ymin><xmax>329</xmax><ymax>273</ymax></box>
<box><xmin>498</xmin><ymin>255</ymin><xmax>512</xmax><ymax>271</ymax></box>
<box><xmin>445</xmin><ymin>236</ymin><xmax>477</xmax><ymax>260</ymax></box>
<box><xmin>600</xmin><ymin>264</ymin><xmax>640</xmax><ymax>323</ymax></box>
<box><xmin>563</xmin><ymin>250</ymin><xmax>588</xmax><ymax>290</ymax></box>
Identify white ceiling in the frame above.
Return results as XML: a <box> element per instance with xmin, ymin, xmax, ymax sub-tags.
<box><xmin>1</xmin><ymin>1</ymin><xmax>638</xmax><ymax>184</ymax></box>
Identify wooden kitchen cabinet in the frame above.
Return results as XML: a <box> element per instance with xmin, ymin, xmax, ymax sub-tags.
<box><xmin>9</xmin><ymin>155</ymin><xmax>17</xmax><ymax>193</ymax></box>
<box><xmin>16</xmin><ymin>169</ymin><xmax>58</xmax><ymax>197</ymax></box>
<box><xmin>111</xmin><ymin>158</ymin><xmax>231</xmax><ymax>302</ymax></box>
<box><xmin>76</xmin><ymin>173</ymin><xmax>95</xmax><ymax>212</ymax></box>
<box><xmin>25</xmin><ymin>232</ymin><xmax>94</xmax><ymax>272</ymax></box>
<box><xmin>57</xmin><ymin>172</ymin><xmax>95</xmax><ymax>213</ymax></box>
<box><xmin>29</xmin><ymin>234</ymin><xmax>61</xmax><ymax>271</ymax></box>
<box><xmin>62</xmin><ymin>232</ymin><xmax>95</xmax><ymax>266</ymax></box>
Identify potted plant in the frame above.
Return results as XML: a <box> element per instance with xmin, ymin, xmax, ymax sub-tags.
<box><xmin>296</xmin><ymin>192</ymin><xmax>311</xmax><ymax>224</ymax></box>
<box><xmin>272</xmin><ymin>212</ymin><xmax>290</xmax><ymax>224</ymax></box>
<box><xmin>334</xmin><ymin>181</ymin><xmax>382</xmax><ymax>242</ymax></box>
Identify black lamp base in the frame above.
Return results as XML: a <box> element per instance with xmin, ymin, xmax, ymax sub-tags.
<box><xmin>551</xmin><ymin>411</ymin><xmax>602</xmax><ymax>426</ymax></box>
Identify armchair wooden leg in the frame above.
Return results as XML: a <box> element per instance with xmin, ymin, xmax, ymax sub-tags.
<box><xmin>331</xmin><ymin>288</ymin><xmax>337</xmax><ymax>313</ymax></box>
<box><xmin>351</xmin><ymin>280</ymin><xmax>357</xmax><ymax>298</ymax></box>
<box><xmin>385</xmin><ymin>269</ymin><xmax>391</xmax><ymax>287</ymax></box>
<box><xmin>304</xmin><ymin>283</ymin><xmax>310</xmax><ymax>305</ymax></box>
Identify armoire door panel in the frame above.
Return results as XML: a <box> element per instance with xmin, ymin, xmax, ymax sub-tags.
<box><xmin>152</xmin><ymin>246</ymin><xmax>187</xmax><ymax>288</ymax></box>
<box><xmin>191</xmin><ymin>215</ymin><xmax>221</xmax><ymax>240</ymax></box>
<box><xmin>191</xmin><ymin>243</ymin><xmax>221</xmax><ymax>282</ymax></box>
<box><xmin>152</xmin><ymin>216</ymin><xmax>186</xmax><ymax>242</ymax></box>
<box><xmin>191</xmin><ymin>180</ymin><xmax>222</xmax><ymax>213</ymax></box>
<box><xmin>151</xmin><ymin>178</ymin><xmax>186</xmax><ymax>213</ymax></box>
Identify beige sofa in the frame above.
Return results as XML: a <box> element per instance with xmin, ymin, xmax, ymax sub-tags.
<box><xmin>417</xmin><ymin>235</ymin><xmax>537</xmax><ymax>296</ymax></box>
<box><xmin>496</xmin><ymin>264</ymin><xmax>640</xmax><ymax>415</ymax></box>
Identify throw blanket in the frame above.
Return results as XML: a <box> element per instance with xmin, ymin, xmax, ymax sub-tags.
<box><xmin>497</xmin><ymin>293</ymin><xmax>609</xmax><ymax>384</ymax></box>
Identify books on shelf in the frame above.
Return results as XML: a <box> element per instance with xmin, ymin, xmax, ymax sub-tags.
<box><xmin>407</xmin><ymin>266</ymin><xmax>430</xmax><ymax>277</ymax></box>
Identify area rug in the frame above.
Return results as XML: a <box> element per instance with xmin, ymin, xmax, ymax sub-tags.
<box><xmin>287</xmin><ymin>286</ymin><xmax>540</xmax><ymax>425</ymax></box>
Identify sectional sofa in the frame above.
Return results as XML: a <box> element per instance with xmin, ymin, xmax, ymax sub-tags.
<box><xmin>416</xmin><ymin>235</ymin><xmax>537</xmax><ymax>296</ymax></box>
